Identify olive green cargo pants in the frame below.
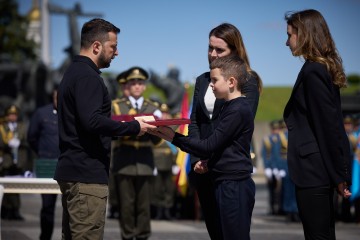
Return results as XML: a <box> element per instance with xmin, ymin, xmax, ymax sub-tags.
<box><xmin>58</xmin><ymin>181</ymin><xmax>108</xmax><ymax>240</ymax></box>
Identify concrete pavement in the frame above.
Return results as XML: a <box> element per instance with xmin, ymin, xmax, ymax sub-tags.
<box><xmin>1</xmin><ymin>177</ymin><xmax>359</xmax><ymax>240</ymax></box>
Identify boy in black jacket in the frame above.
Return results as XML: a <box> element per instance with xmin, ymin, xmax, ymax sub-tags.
<box><xmin>149</xmin><ymin>55</ymin><xmax>255</xmax><ymax>240</ymax></box>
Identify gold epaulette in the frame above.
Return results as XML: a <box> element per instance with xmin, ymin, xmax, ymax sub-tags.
<box><xmin>112</xmin><ymin>99</ymin><xmax>121</xmax><ymax>115</ymax></box>
<box><xmin>154</xmin><ymin>147</ymin><xmax>172</xmax><ymax>155</ymax></box>
<box><xmin>263</xmin><ymin>136</ymin><xmax>271</xmax><ymax>150</ymax></box>
<box><xmin>278</xmin><ymin>131</ymin><xmax>288</xmax><ymax>149</ymax></box>
<box><xmin>112</xmin><ymin>99</ymin><xmax>120</xmax><ymax>104</ymax></box>
<box><xmin>112</xmin><ymin>98</ymin><xmax>128</xmax><ymax>115</ymax></box>
<box><xmin>348</xmin><ymin>134</ymin><xmax>357</xmax><ymax>152</ymax></box>
<box><xmin>0</xmin><ymin>124</ymin><xmax>13</xmax><ymax>144</ymax></box>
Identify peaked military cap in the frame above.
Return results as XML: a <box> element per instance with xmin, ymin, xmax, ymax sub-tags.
<box><xmin>116</xmin><ymin>70</ymin><xmax>128</xmax><ymax>84</ymax></box>
<box><xmin>126</xmin><ymin>67</ymin><xmax>148</xmax><ymax>81</ymax></box>
<box><xmin>5</xmin><ymin>105</ymin><xmax>19</xmax><ymax>115</ymax></box>
<box><xmin>343</xmin><ymin>115</ymin><xmax>353</xmax><ymax>124</ymax></box>
<box><xmin>270</xmin><ymin>120</ymin><xmax>280</xmax><ymax>129</ymax></box>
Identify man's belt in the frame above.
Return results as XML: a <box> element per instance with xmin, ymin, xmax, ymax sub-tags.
<box><xmin>113</xmin><ymin>140</ymin><xmax>153</xmax><ymax>149</ymax></box>
<box><xmin>153</xmin><ymin>148</ymin><xmax>172</xmax><ymax>154</ymax></box>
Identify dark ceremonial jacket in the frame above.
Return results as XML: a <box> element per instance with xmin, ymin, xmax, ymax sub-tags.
<box><xmin>283</xmin><ymin>61</ymin><xmax>351</xmax><ymax>188</ymax></box>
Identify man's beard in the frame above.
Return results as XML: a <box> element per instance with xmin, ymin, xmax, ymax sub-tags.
<box><xmin>98</xmin><ymin>50</ymin><xmax>112</xmax><ymax>69</ymax></box>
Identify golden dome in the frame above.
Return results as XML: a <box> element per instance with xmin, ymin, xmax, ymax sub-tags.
<box><xmin>28</xmin><ymin>0</ymin><xmax>40</xmax><ymax>21</ymax></box>
<box><xmin>28</xmin><ymin>7</ymin><xmax>41</xmax><ymax>21</ymax></box>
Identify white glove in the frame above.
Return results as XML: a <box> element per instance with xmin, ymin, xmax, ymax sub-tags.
<box><xmin>153</xmin><ymin>167</ymin><xmax>158</xmax><ymax>176</ymax></box>
<box><xmin>273</xmin><ymin>168</ymin><xmax>283</xmax><ymax>180</ymax></box>
<box><xmin>272</xmin><ymin>168</ymin><xmax>279</xmax><ymax>176</ymax></box>
<box><xmin>172</xmin><ymin>165</ymin><xmax>180</xmax><ymax>175</ymax></box>
<box><xmin>264</xmin><ymin>168</ymin><xmax>272</xmax><ymax>178</ymax></box>
<box><xmin>24</xmin><ymin>171</ymin><xmax>33</xmax><ymax>178</ymax></box>
<box><xmin>8</xmin><ymin>138</ymin><xmax>20</xmax><ymax>148</ymax></box>
<box><xmin>279</xmin><ymin>169</ymin><xmax>286</xmax><ymax>178</ymax></box>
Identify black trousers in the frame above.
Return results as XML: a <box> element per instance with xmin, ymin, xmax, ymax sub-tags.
<box><xmin>188</xmin><ymin>171</ymin><xmax>223</xmax><ymax>240</ymax></box>
<box><xmin>40</xmin><ymin>194</ymin><xmax>57</xmax><ymax>240</ymax></box>
<box><xmin>215</xmin><ymin>178</ymin><xmax>255</xmax><ymax>240</ymax></box>
<box><xmin>296</xmin><ymin>186</ymin><xmax>336</xmax><ymax>240</ymax></box>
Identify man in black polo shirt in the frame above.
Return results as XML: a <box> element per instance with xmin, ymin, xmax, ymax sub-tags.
<box><xmin>54</xmin><ymin>18</ymin><xmax>155</xmax><ymax>240</ymax></box>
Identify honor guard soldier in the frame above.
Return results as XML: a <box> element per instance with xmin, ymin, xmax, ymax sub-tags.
<box><xmin>261</xmin><ymin>120</ymin><xmax>281</xmax><ymax>215</ymax></box>
<box><xmin>116</xmin><ymin>70</ymin><xmax>130</xmax><ymax>100</ymax></box>
<box><xmin>352</xmin><ymin>115</ymin><xmax>360</xmax><ymax>224</ymax></box>
<box><xmin>335</xmin><ymin>115</ymin><xmax>357</xmax><ymax>222</ymax></box>
<box><xmin>112</xmin><ymin>67</ymin><xmax>162</xmax><ymax>240</ymax></box>
<box><xmin>150</xmin><ymin>102</ymin><xmax>177</xmax><ymax>220</ymax></box>
<box><xmin>0</xmin><ymin>105</ymin><xmax>28</xmax><ymax>220</ymax></box>
<box><xmin>108</xmin><ymin>70</ymin><xmax>130</xmax><ymax>219</ymax></box>
<box><xmin>277</xmin><ymin>119</ymin><xmax>299</xmax><ymax>222</ymax></box>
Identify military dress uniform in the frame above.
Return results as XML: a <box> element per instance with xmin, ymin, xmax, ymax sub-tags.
<box><xmin>352</xmin><ymin>120</ymin><xmax>360</xmax><ymax>223</ymax></box>
<box><xmin>0</xmin><ymin>105</ymin><xmax>29</xmax><ymax>220</ymax></box>
<box><xmin>112</xmin><ymin>67</ymin><xmax>162</xmax><ymax>240</ymax></box>
<box><xmin>151</xmin><ymin>140</ymin><xmax>176</xmax><ymax>219</ymax></box>
<box><xmin>335</xmin><ymin>116</ymin><xmax>358</xmax><ymax>222</ymax></box>
<box><xmin>151</xmin><ymin>103</ymin><xmax>177</xmax><ymax>220</ymax></box>
<box><xmin>261</xmin><ymin>120</ymin><xmax>281</xmax><ymax>215</ymax></box>
<box><xmin>108</xmin><ymin>70</ymin><xmax>129</xmax><ymax>219</ymax></box>
<box><xmin>276</xmin><ymin>123</ymin><xmax>299</xmax><ymax>222</ymax></box>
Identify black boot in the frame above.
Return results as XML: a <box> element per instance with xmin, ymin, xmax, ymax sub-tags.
<box><xmin>163</xmin><ymin>208</ymin><xmax>173</xmax><ymax>220</ymax></box>
<box><xmin>290</xmin><ymin>212</ymin><xmax>301</xmax><ymax>223</ymax></box>
<box><xmin>1</xmin><ymin>207</ymin><xmax>10</xmax><ymax>220</ymax></box>
<box><xmin>12</xmin><ymin>208</ymin><xmax>24</xmax><ymax>221</ymax></box>
<box><xmin>154</xmin><ymin>207</ymin><xmax>163</xmax><ymax>220</ymax></box>
<box><xmin>107</xmin><ymin>206</ymin><xmax>119</xmax><ymax>219</ymax></box>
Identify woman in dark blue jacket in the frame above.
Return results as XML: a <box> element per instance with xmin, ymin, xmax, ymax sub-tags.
<box><xmin>284</xmin><ymin>9</ymin><xmax>352</xmax><ymax>240</ymax></box>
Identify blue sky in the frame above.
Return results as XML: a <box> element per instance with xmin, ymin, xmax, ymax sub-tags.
<box><xmin>18</xmin><ymin>0</ymin><xmax>360</xmax><ymax>86</ymax></box>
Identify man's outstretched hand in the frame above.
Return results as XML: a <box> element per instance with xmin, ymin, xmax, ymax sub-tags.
<box><xmin>136</xmin><ymin>119</ymin><xmax>157</xmax><ymax>136</ymax></box>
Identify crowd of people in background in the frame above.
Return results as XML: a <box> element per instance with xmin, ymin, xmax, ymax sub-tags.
<box><xmin>0</xmin><ymin>105</ymin><xmax>28</xmax><ymax>221</ymax></box>
<box><xmin>261</xmin><ymin>119</ymin><xmax>299</xmax><ymax>223</ymax></box>
<box><xmin>262</xmin><ymin>115</ymin><xmax>360</xmax><ymax>225</ymax></box>
<box><xmin>337</xmin><ymin>114</ymin><xmax>360</xmax><ymax>224</ymax></box>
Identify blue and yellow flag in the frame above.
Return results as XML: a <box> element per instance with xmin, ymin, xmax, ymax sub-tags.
<box><xmin>350</xmin><ymin>132</ymin><xmax>360</xmax><ymax>201</ymax></box>
<box><xmin>175</xmin><ymin>89</ymin><xmax>191</xmax><ymax>197</ymax></box>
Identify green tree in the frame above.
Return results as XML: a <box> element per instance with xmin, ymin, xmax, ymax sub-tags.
<box><xmin>347</xmin><ymin>74</ymin><xmax>360</xmax><ymax>86</ymax></box>
<box><xmin>0</xmin><ymin>0</ymin><xmax>37</xmax><ymax>62</ymax></box>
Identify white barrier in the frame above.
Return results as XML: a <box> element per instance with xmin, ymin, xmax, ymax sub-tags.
<box><xmin>0</xmin><ymin>177</ymin><xmax>60</xmax><ymax>194</ymax></box>
<box><xmin>0</xmin><ymin>177</ymin><xmax>60</xmax><ymax>240</ymax></box>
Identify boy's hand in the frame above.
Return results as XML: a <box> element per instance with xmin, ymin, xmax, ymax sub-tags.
<box><xmin>194</xmin><ymin>160</ymin><xmax>208</xmax><ymax>174</ymax></box>
<box><xmin>148</xmin><ymin>126</ymin><xmax>175</xmax><ymax>141</ymax></box>
<box><xmin>337</xmin><ymin>182</ymin><xmax>352</xmax><ymax>198</ymax></box>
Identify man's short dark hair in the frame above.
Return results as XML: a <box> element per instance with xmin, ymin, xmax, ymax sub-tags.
<box><xmin>81</xmin><ymin>18</ymin><xmax>120</xmax><ymax>49</ymax></box>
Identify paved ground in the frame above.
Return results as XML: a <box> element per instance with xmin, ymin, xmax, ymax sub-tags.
<box><xmin>1</xmin><ymin>177</ymin><xmax>359</xmax><ymax>240</ymax></box>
